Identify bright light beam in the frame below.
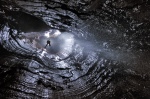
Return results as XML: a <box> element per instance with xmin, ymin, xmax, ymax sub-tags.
<box><xmin>44</xmin><ymin>32</ymin><xmax>50</xmax><ymax>38</ymax></box>
<box><xmin>44</xmin><ymin>30</ymin><xmax>61</xmax><ymax>38</ymax></box>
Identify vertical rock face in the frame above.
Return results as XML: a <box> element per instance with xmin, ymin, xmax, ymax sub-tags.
<box><xmin>0</xmin><ymin>0</ymin><xmax>150</xmax><ymax>99</ymax></box>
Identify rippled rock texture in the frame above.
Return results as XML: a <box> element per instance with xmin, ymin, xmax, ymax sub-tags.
<box><xmin>0</xmin><ymin>0</ymin><xmax>150</xmax><ymax>99</ymax></box>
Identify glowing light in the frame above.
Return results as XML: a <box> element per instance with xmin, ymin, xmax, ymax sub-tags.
<box><xmin>53</xmin><ymin>30</ymin><xmax>61</xmax><ymax>37</ymax></box>
<box><xmin>44</xmin><ymin>30</ymin><xmax>61</xmax><ymax>38</ymax></box>
<box><xmin>55</xmin><ymin>33</ymin><xmax>74</xmax><ymax>58</ymax></box>
<box><xmin>44</xmin><ymin>32</ymin><xmax>50</xmax><ymax>38</ymax></box>
<box><xmin>50</xmin><ymin>30</ymin><xmax>61</xmax><ymax>38</ymax></box>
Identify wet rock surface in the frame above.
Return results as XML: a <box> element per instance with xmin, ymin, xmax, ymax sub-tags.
<box><xmin>0</xmin><ymin>0</ymin><xmax>150</xmax><ymax>99</ymax></box>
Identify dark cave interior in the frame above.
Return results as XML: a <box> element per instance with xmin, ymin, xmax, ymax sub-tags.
<box><xmin>0</xmin><ymin>0</ymin><xmax>150</xmax><ymax>99</ymax></box>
